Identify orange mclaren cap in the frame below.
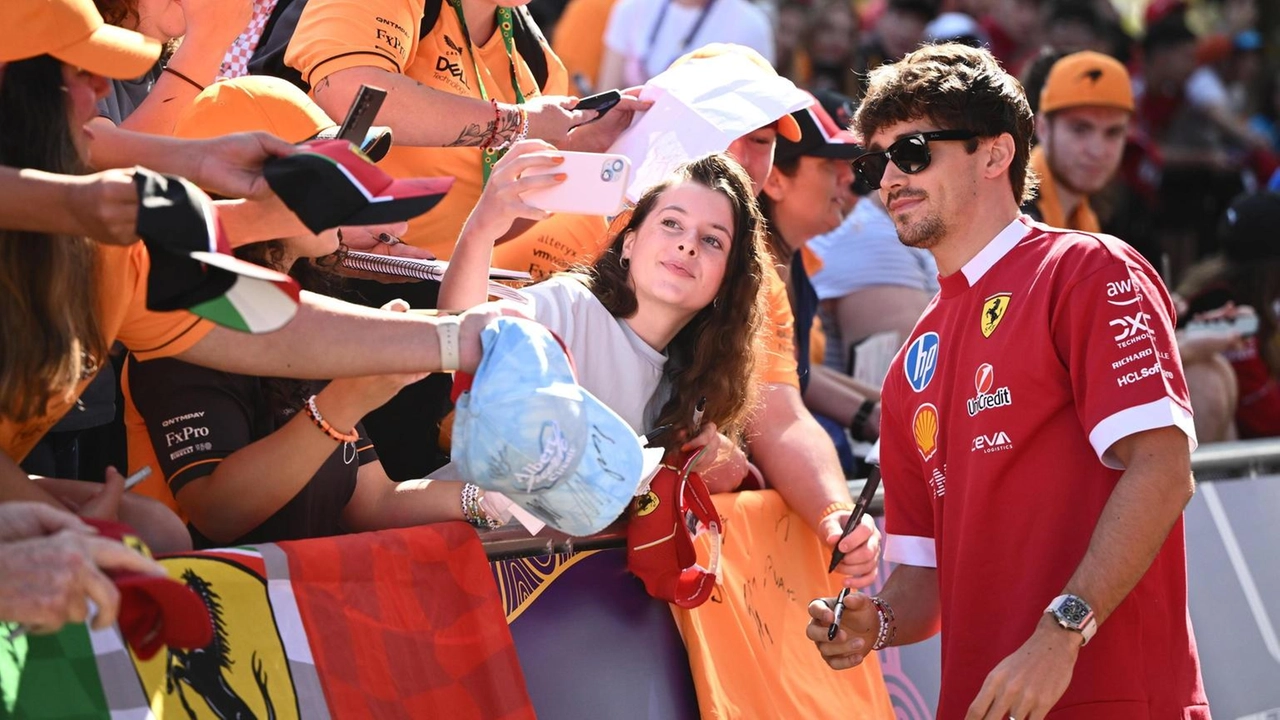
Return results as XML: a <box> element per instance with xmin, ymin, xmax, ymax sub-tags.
<box><xmin>173</xmin><ymin>76</ymin><xmax>393</xmax><ymax>161</ymax></box>
<box><xmin>2</xmin><ymin>0</ymin><xmax>160</xmax><ymax>80</ymax></box>
<box><xmin>668</xmin><ymin>43</ymin><xmax>803</xmax><ymax>141</ymax></box>
<box><xmin>1039</xmin><ymin>51</ymin><xmax>1134</xmax><ymax>115</ymax></box>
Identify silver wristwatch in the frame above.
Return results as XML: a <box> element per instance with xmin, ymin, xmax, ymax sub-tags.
<box><xmin>1045</xmin><ymin>594</ymin><xmax>1097</xmax><ymax>645</ymax></box>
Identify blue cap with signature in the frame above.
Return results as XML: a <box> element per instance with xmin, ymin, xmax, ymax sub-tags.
<box><xmin>452</xmin><ymin>317</ymin><xmax>660</xmax><ymax>537</ymax></box>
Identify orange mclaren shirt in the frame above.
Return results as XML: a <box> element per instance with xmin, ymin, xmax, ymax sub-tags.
<box><xmin>1</xmin><ymin>243</ymin><xmax>213</xmax><ymax>462</ymax></box>
<box><xmin>760</xmin><ymin>261</ymin><xmax>801</xmax><ymax>388</ymax></box>
<box><xmin>551</xmin><ymin>0</ymin><xmax>620</xmax><ymax>92</ymax></box>
<box><xmin>286</xmin><ymin>0</ymin><xmax>609</xmax><ymax>271</ymax></box>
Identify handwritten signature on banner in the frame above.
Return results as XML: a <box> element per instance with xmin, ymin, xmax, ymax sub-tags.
<box><xmin>673</xmin><ymin>490</ymin><xmax>895</xmax><ymax>719</ymax></box>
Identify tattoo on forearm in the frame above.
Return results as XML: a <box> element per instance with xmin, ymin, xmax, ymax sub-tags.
<box><xmin>446</xmin><ymin>123</ymin><xmax>491</xmax><ymax>147</ymax></box>
<box><xmin>445</xmin><ymin>104</ymin><xmax>521</xmax><ymax>148</ymax></box>
<box><xmin>315</xmin><ymin>77</ymin><xmax>330</xmax><ymax>95</ymax></box>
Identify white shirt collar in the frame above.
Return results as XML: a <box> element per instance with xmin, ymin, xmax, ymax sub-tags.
<box><xmin>960</xmin><ymin>216</ymin><xmax>1033</xmax><ymax>286</ymax></box>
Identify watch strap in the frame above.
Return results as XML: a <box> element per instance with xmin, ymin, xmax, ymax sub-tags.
<box><xmin>436</xmin><ymin>315</ymin><xmax>461</xmax><ymax>373</ymax></box>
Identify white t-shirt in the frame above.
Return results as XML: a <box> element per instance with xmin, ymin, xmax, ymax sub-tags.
<box><xmin>603</xmin><ymin>0</ymin><xmax>775</xmax><ymax>87</ymax></box>
<box><xmin>809</xmin><ymin>197</ymin><xmax>940</xmax><ymax>300</ymax></box>
<box><xmin>520</xmin><ymin>276</ymin><xmax>670</xmax><ymax>433</ymax></box>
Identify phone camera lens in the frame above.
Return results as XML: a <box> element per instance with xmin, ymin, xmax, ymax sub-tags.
<box><xmin>601</xmin><ymin>169</ymin><xmax>614</xmax><ymax>181</ymax></box>
<box><xmin>611</xmin><ymin>160</ymin><xmax>625</xmax><ymax>172</ymax></box>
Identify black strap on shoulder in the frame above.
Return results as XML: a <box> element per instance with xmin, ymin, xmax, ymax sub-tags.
<box><xmin>249</xmin><ymin>0</ymin><xmax>549</xmax><ymax>93</ymax></box>
<box><xmin>246</xmin><ymin>0</ymin><xmax>311</xmax><ymax>90</ymax></box>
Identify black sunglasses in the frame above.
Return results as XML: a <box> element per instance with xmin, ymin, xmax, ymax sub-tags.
<box><xmin>851</xmin><ymin>130</ymin><xmax>979</xmax><ymax>189</ymax></box>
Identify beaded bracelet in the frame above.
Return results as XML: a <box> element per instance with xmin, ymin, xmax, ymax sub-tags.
<box><xmin>870</xmin><ymin>595</ymin><xmax>898</xmax><ymax>651</ymax></box>
<box><xmin>493</xmin><ymin>105</ymin><xmax>529</xmax><ymax>152</ymax></box>
<box><xmin>303</xmin><ymin>395</ymin><xmax>359</xmax><ymax>443</ymax></box>
<box><xmin>512</xmin><ymin>105</ymin><xmax>530</xmax><ymax>146</ymax></box>
<box><xmin>460</xmin><ymin>482</ymin><xmax>502</xmax><ymax>529</ymax></box>
<box><xmin>481</xmin><ymin>99</ymin><xmax>502</xmax><ymax>150</ymax></box>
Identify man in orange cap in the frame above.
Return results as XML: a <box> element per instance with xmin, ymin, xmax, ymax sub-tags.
<box><xmin>1024</xmin><ymin>50</ymin><xmax>1134</xmax><ymax>233</ymax></box>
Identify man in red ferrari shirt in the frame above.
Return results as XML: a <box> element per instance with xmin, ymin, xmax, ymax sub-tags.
<box><xmin>805</xmin><ymin>43</ymin><xmax>1210</xmax><ymax>719</ymax></box>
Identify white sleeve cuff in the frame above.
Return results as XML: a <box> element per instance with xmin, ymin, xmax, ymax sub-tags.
<box><xmin>1089</xmin><ymin>397</ymin><xmax>1198</xmax><ymax>470</ymax></box>
<box><xmin>883</xmin><ymin>533</ymin><xmax>937</xmax><ymax>568</ymax></box>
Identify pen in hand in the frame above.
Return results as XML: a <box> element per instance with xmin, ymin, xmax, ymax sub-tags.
<box><xmin>691</xmin><ymin>396</ymin><xmax>707</xmax><ymax>435</ymax></box>
<box><xmin>828</xmin><ymin>466</ymin><xmax>882</xmax><ymax>573</ymax></box>
<box><xmin>827</xmin><ymin>587</ymin><xmax>851</xmax><ymax>640</ymax></box>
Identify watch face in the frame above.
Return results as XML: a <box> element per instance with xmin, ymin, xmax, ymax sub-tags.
<box><xmin>1058</xmin><ymin>596</ymin><xmax>1090</xmax><ymax>626</ymax></box>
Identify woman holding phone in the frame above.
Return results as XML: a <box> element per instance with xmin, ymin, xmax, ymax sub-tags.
<box><xmin>441</xmin><ymin>145</ymin><xmax>768</xmax><ymax>489</ymax></box>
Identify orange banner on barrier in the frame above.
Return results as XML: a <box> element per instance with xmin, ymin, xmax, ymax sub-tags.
<box><xmin>673</xmin><ymin>490</ymin><xmax>894</xmax><ymax>719</ymax></box>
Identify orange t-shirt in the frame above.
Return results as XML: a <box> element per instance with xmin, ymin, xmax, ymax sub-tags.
<box><xmin>287</xmin><ymin>0</ymin><xmax>597</xmax><ymax>263</ymax></box>
<box><xmin>550</xmin><ymin>0</ymin><xmax>620</xmax><ymax>92</ymax></box>
<box><xmin>760</xmin><ymin>262</ymin><xmax>800</xmax><ymax>388</ymax></box>
<box><xmin>1</xmin><ymin>243</ymin><xmax>213</xmax><ymax>462</ymax></box>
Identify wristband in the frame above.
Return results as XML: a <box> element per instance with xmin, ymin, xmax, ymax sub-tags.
<box><xmin>849</xmin><ymin>399</ymin><xmax>877</xmax><ymax>441</ymax></box>
<box><xmin>436</xmin><ymin>315</ymin><xmax>461</xmax><ymax>373</ymax></box>
<box><xmin>817</xmin><ymin>501</ymin><xmax>855</xmax><ymax>527</ymax></box>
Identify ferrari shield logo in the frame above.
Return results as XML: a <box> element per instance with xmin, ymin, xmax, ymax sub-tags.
<box><xmin>981</xmin><ymin>293</ymin><xmax>1011</xmax><ymax>338</ymax></box>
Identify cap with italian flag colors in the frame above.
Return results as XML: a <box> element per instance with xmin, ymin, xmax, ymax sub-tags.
<box><xmin>134</xmin><ymin>169</ymin><xmax>301</xmax><ymax>334</ymax></box>
<box><xmin>264</xmin><ymin>139</ymin><xmax>455</xmax><ymax>234</ymax></box>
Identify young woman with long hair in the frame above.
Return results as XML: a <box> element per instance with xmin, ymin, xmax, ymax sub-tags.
<box><xmin>441</xmin><ymin>146</ymin><xmax>769</xmax><ymax>489</ymax></box>
<box><xmin>0</xmin><ymin>51</ymin><xmax>198</xmax><ymax>550</ymax></box>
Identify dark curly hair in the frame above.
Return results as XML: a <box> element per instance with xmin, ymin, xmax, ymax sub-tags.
<box><xmin>855</xmin><ymin>42</ymin><xmax>1038</xmax><ymax>205</ymax></box>
<box><xmin>233</xmin><ymin>240</ymin><xmax>349</xmax><ymax>425</ymax></box>
<box><xmin>581</xmin><ymin>153</ymin><xmax>768</xmax><ymax>445</ymax></box>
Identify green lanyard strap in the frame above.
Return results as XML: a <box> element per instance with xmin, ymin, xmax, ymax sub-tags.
<box><xmin>448</xmin><ymin>0</ymin><xmax>527</xmax><ymax>184</ymax></box>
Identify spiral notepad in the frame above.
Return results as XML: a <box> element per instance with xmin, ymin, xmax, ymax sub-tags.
<box><xmin>339</xmin><ymin>252</ymin><xmax>530</xmax><ymax>302</ymax></box>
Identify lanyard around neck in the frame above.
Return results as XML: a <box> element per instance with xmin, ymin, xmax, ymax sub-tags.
<box><xmin>644</xmin><ymin>0</ymin><xmax>719</xmax><ymax>76</ymax></box>
<box><xmin>448</xmin><ymin>0</ymin><xmax>527</xmax><ymax>184</ymax></box>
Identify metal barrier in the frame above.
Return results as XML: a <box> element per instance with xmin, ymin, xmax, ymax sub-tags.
<box><xmin>480</xmin><ymin>437</ymin><xmax>1280</xmax><ymax>560</ymax></box>
<box><xmin>479</xmin><ymin>477</ymin><xmax>883</xmax><ymax>560</ymax></box>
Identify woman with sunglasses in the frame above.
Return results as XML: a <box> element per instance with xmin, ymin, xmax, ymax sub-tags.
<box><xmin>810</xmin><ymin>43</ymin><xmax>1207</xmax><ymax>720</ymax></box>
<box><xmin>757</xmin><ymin>94</ymin><xmax>885</xmax><ymax>475</ymax></box>
<box><xmin>440</xmin><ymin>147</ymin><xmax>769</xmax><ymax>488</ymax></box>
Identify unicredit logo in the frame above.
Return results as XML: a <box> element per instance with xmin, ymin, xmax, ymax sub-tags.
<box><xmin>967</xmin><ymin>363</ymin><xmax>1012</xmax><ymax>417</ymax></box>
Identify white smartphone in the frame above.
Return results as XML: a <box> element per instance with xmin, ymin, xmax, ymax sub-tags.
<box><xmin>520</xmin><ymin>152</ymin><xmax>631</xmax><ymax>216</ymax></box>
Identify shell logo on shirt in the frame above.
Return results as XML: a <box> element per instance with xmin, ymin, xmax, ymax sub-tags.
<box><xmin>981</xmin><ymin>292</ymin><xmax>1012</xmax><ymax>338</ymax></box>
<box><xmin>913</xmin><ymin>403</ymin><xmax>939</xmax><ymax>462</ymax></box>
<box><xmin>903</xmin><ymin>332</ymin><xmax>940</xmax><ymax>392</ymax></box>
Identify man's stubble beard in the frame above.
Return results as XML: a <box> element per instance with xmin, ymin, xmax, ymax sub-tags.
<box><xmin>894</xmin><ymin>211</ymin><xmax>946</xmax><ymax>250</ymax></box>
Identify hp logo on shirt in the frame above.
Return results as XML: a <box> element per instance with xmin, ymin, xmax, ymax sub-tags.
<box><xmin>904</xmin><ymin>332</ymin><xmax>940</xmax><ymax>392</ymax></box>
